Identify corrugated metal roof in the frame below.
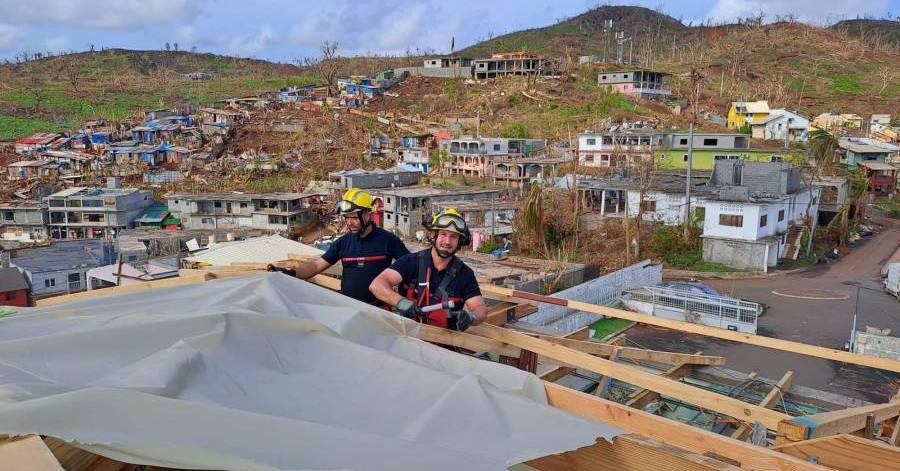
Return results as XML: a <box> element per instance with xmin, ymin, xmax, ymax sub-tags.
<box><xmin>184</xmin><ymin>235</ymin><xmax>322</xmax><ymax>266</ymax></box>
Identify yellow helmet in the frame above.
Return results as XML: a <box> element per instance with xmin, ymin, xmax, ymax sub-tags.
<box><xmin>425</xmin><ymin>208</ymin><xmax>471</xmax><ymax>245</ymax></box>
<box><xmin>336</xmin><ymin>188</ymin><xmax>375</xmax><ymax>215</ymax></box>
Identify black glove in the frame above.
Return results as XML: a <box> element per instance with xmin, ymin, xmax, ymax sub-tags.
<box><xmin>267</xmin><ymin>264</ymin><xmax>297</xmax><ymax>277</ymax></box>
<box><xmin>450</xmin><ymin>309</ymin><xmax>476</xmax><ymax>332</ymax></box>
<box><xmin>395</xmin><ymin>298</ymin><xmax>423</xmax><ymax>320</ymax></box>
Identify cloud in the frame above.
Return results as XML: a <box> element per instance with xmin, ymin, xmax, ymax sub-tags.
<box><xmin>1</xmin><ymin>0</ymin><xmax>202</xmax><ymax>30</ymax></box>
<box><xmin>706</xmin><ymin>0</ymin><xmax>889</xmax><ymax>24</ymax></box>
<box><xmin>0</xmin><ymin>24</ymin><xmax>21</xmax><ymax>52</ymax></box>
<box><xmin>225</xmin><ymin>26</ymin><xmax>274</xmax><ymax>57</ymax></box>
<box><xmin>43</xmin><ymin>36</ymin><xmax>70</xmax><ymax>53</ymax></box>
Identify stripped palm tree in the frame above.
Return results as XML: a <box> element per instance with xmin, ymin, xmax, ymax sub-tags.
<box><xmin>522</xmin><ymin>181</ymin><xmax>548</xmax><ymax>256</ymax></box>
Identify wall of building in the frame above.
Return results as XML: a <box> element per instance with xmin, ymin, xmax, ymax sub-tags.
<box><xmin>0</xmin><ymin>288</ymin><xmax>30</xmax><ymax>307</ymax></box>
<box><xmin>22</xmin><ymin>268</ymin><xmax>89</xmax><ymax>296</ymax></box>
<box><xmin>701</xmin><ymin>237</ymin><xmax>776</xmax><ymax>271</ymax></box>
<box><xmin>853</xmin><ymin>332</ymin><xmax>900</xmax><ymax>360</ymax></box>
<box><xmin>393</xmin><ymin>66</ymin><xmax>472</xmax><ymax>78</ymax></box>
<box><xmin>655</xmin><ymin>149</ymin><xmax>796</xmax><ymax>170</ymax></box>
<box><xmin>703</xmin><ymin>201</ymin><xmax>762</xmax><ymax>241</ymax></box>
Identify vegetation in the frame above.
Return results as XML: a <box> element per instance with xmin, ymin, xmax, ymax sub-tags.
<box><xmin>590</xmin><ymin>318</ymin><xmax>634</xmax><ymax>340</ymax></box>
<box><xmin>500</xmin><ymin>121</ymin><xmax>529</xmax><ymax>139</ymax></box>
<box><xmin>0</xmin><ymin>115</ymin><xmax>73</xmax><ymax>140</ymax></box>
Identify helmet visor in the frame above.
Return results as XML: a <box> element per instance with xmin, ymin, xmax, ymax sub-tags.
<box><xmin>335</xmin><ymin>199</ymin><xmax>363</xmax><ymax>215</ymax></box>
<box><xmin>432</xmin><ymin>213</ymin><xmax>467</xmax><ymax>233</ymax></box>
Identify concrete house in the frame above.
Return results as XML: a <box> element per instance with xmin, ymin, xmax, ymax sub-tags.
<box><xmin>577</xmin><ymin>129</ymin><xmax>663</xmax><ymax>167</ymax></box>
<box><xmin>167</xmin><ymin>192</ymin><xmax>322</xmax><ymax>233</ymax></box>
<box><xmin>655</xmin><ymin>132</ymin><xmax>797</xmax><ymax>170</ymax></box>
<box><xmin>440</xmin><ymin>136</ymin><xmax>547</xmax><ymax>178</ymax></box>
<box><xmin>46</xmin><ymin>180</ymin><xmax>154</xmax><ymax>240</ymax></box>
<box><xmin>727</xmin><ymin>101</ymin><xmax>770</xmax><ymax>130</ymax></box>
<box><xmin>837</xmin><ymin>137</ymin><xmax>899</xmax><ymax>195</ymax></box>
<box><xmin>750</xmin><ymin>109</ymin><xmax>809</xmax><ymax>143</ymax></box>
<box><xmin>6</xmin><ymin>160</ymin><xmax>57</xmax><ymax>180</ymax></box>
<box><xmin>625</xmin><ymin>161</ymin><xmax>818</xmax><ymax>271</ymax></box>
<box><xmin>373</xmin><ymin>186</ymin><xmax>508</xmax><ymax>239</ymax></box>
<box><xmin>473</xmin><ymin>52</ymin><xmax>551</xmax><ymax>79</ymax></box>
<box><xmin>328</xmin><ymin>166</ymin><xmax>421</xmax><ymax>190</ymax></box>
<box><xmin>398</xmin><ymin>134</ymin><xmax>432</xmax><ymax>173</ymax></box>
<box><xmin>0</xmin><ymin>200</ymin><xmax>49</xmax><ymax>243</ymax></box>
<box><xmin>597</xmin><ymin>70</ymin><xmax>671</xmax><ymax>100</ymax></box>
<box><xmin>11</xmin><ymin>239</ymin><xmax>118</xmax><ymax>297</ymax></box>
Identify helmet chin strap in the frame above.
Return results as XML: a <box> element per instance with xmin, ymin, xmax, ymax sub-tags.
<box><xmin>429</xmin><ymin>232</ymin><xmax>458</xmax><ymax>259</ymax></box>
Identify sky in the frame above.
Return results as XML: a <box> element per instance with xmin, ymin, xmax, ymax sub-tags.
<box><xmin>0</xmin><ymin>0</ymin><xmax>897</xmax><ymax>62</ymax></box>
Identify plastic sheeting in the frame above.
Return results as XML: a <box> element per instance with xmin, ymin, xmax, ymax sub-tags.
<box><xmin>0</xmin><ymin>273</ymin><xmax>620</xmax><ymax>471</ymax></box>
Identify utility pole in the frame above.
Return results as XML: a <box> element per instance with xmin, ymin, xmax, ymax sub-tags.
<box><xmin>684</xmin><ymin>121</ymin><xmax>694</xmax><ymax>239</ymax></box>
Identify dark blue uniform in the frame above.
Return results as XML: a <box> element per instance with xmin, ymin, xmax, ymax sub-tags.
<box><xmin>322</xmin><ymin>227</ymin><xmax>409</xmax><ymax>303</ymax></box>
<box><xmin>390</xmin><ymin>249</ymin><xmax>481</xmax><ymax>305</ymax></box>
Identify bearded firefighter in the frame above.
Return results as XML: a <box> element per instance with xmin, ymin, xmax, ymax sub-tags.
<box><xmin>369</xmin><ymin>208</ymin><xmax>487</xmax><ymax>331</ymax></box>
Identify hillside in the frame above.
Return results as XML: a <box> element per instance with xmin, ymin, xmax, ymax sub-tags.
<box><xmin>460</xmin><ymin>7</ymin><xmax>900</xmax><ymax>117</ymax></box>
<box><xmin>458</xmin><ymin>6</ymin><xmax>688</xmax><ymax>58</ymax></box>
<box><xmin>0</xmin><ymin>49</ymin><xmax>311</xmax><ymax>140</ymax></box>
<box><xmin>829</xmin><ymin>19</ymin><xmax>900</xmax><ymax>46</ymax></box>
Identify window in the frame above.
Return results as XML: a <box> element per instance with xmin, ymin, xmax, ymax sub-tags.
<box><xmin>760</xmin><ymin>214</ymin><xmax>768</xmax><ymax>227</ymax></box>
<box><xmin>214</xmin><ymin>201</ymin><xmax>222</xmax><ymax>208</ymax></box>
<box><xmin>683</xmin><ymin>154</ymin><xmax>689</xmax><ymax>162</ymax></box>
<box><xmin>703</xmin><ymin>138</ymin><xmax>718</xmax><ymax>146</ymax></box>
<box><xmin>640</xmin><ymin>200</ymin><xmax>657</xmax><ymax>211</ymax></box>
<box><xmin>778</xmin><ymin>209</ymin><xmax>785</xmax><ymax>222</ymax></box>
<box><xmin>694</xmin><ymin>207</ymin><xmax>705</xmax><ymax>220</ymax></box>
<box><xmin>240</xmin><ymin>203</ymin><xmax>247</xmax><ymax>208</ymax></box>
<box><xmin>65</xmin><ymin>200</ymin><xmax>82</xmax><ymax>208</ymax></box>
<box><xmin>49</xmin><ymin>199</ymin><xmax>64</xmax><ymax>207</ymax></box>
<box><xmin>770</xmin><ymin>155</ymin><xmax>783</xmax><ymax>162</ymax></box>
<box><xmin>586</xmin><ymin>138</ymin><xmax>596</xmax><ymax>145</ymax></box>
<box><xmin>493</xmin><ymin>144</ymin><xmax>501</xmax><ymax>151</ymax></box>
<box><xmin>2</xmin><ymin>211</ymin><xmax>12</xmax><ymax>221</ymax></box>
<box><xmin>44</xmin><ymin>278</ymin><xmax>56</xmax><ymax>288</ymax></box>
<box><xmin>201</xmin><ymin>217</ymin><xmax>212</xmax><ymax>224</ymax></box>
<box><xmin>623</xmin><ymin>74</ymin><xmax>629</xmax><ymax>79</ymax></box>
<box><xmin>719</xmin><ymin>214</ymin><xmax>744</xmax><ymax>227</ymax></box>
<box><xmin>82</xmin><ymin>199</ymin><xmax>103</xmax><ymax>207</ymax></box>
<box><xmin>584</xmin><ymin>154</ymin><xmax>594</xmax><ymax>163</ymax></box>
<box><xmin>679</xmin><ymin>138</ymin><xmax>688</xmax><ymax>145</ymax></box>
<box><xmin>733</xmin><ymin>164</ymin><xmax>743</xmax><ymax>185</ymax></box>
<box><xmin>601</xmin><ymin>75</ymin><xmax>607</xmax><ymax>79</ymax></box>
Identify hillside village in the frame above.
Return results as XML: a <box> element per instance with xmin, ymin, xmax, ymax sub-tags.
<box><xmin>1</xmin><ymin>5</ymin><xmax>900</xmax><ymax>471</ymax></box>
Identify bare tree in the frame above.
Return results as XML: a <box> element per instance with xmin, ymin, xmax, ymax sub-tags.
<box><xmin>165</xmin><ymin>42</ymin><xmax>171</xmax><ymax>51</ymax></box>
<box><xmin>298</xmin><ymin>40</ymin><xmax>340</xmax><ymax>96</ymax></box>
<box><xmin>174</xmin><ymin>42</ymin><xmax>179</xmax><ymax>52</ymax></box>
<box><xmin>60</xmin><ymin>59</ymin><xmax>81</xmax><ymax>93</ymax></box>
<box><xmin>877</xmin><ymin>66</ymin><xmax>895</xmax><ymax>96</ymax></box>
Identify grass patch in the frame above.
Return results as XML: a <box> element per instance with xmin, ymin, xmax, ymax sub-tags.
<box><xmin>590</xmin><ymin>317</ymin><xmax>634</xmax><ymax>339</ymax></box>
<box><xmin>0</xmin><ymin>115</ymin><xmax>73</xmax><ymax>140</ymax></box>
<box><xmin>830</xmin><ymin>73</ymin><xmax>860</xmax><ymax>93</ymax></box>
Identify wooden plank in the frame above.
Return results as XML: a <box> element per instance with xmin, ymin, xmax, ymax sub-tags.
<box><xmin>594</xmin><ymin>346</ymin><xmax>620</xmax><ymax>399</ymax></box>
<box><xmin>525</xmin><ymin>334</ymin><xmax>724</xmax><ymax>366</ymax></box>
<box><xmin>479</xmin><ymin>284</ymin><xmax>900</xmax><ymax>374</ymax></box>
<box><xmin>626</xmin><ymin>352</ymin><xmax>703</xmax><ymax>410</ymax></box>
<box><xmin>35</xmin><ymin>274</ymin><xmax>214</xmax><ymax>307</ymax></box>
<box><xmin>772</xmin><ymin>433</ymin><xmax>900</xmax><ymax>471</ymax></box>
<box><xmin>731</xmin><ymin>371</ymin><xmax>794</xmax><ymax>441</ymax></box>
<box><xmin>0</xmin><ymin>436</ymin><xmax>64</xmax><ymax>471</ymax></box>
<box><xmin>540</xmin><ymin>366</ymin><xmax>575</xmax><ymax>382</ymax></box>
<box><xmin>543</xmin><ymin>382</ymin><xmax>829</xmax><ymax>471</ymax></box>
<box><xmin>485</xmin><ymin>302</ymin><xmax>517</xmax><ymax>325</ymax></box>
<box><xmin>778</xmin><ymin>402</ymin><xmax>900</xmax><ymax>443</ymax></box>
<box><xmin>470</xmin><ymin>323</ymin><xmax>790</xmax><ymax>429</ymax></box>
<box><xmin>526</xmin><ymin>434</ymin><xmax>743</xmax><ymax>471</ymax></box>
<box><xmin>416</xmin><ymin>323</ymin><xmax>521</xmax><ymax>357</ymax></box>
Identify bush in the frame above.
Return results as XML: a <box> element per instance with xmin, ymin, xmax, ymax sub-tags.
<box><xmin>500</xmin><ymin>121</ymin><xmax>529</xmax><ymax>139</ymax></box>
<box><xmin>477</xmin><ymin>239</ymin><xmax>501</xmax><ymax>254</ymax></box>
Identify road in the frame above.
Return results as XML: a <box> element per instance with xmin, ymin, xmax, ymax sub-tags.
<box><xmin>625</xmin><ymin>213</ymin><xmax>900</xmax><ymax>403</ymax></box>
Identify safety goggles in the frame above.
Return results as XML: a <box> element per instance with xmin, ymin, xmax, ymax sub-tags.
<box><xmin>431</xmin><ymin>213</ymin><xmax>467</xmax><ymax>233</ymax></box>
<box><xmin>335</xmin><ymin>200</ymin><xmax>365</xmax><ymax>215</ymax></box>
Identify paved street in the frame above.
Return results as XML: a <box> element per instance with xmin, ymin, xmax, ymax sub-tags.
<box><xmin>625</xmin><ymin>212</ymin><xmax>900</xmax><ymax>402</ymax></box>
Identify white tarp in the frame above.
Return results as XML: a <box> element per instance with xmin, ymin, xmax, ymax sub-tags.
<box><xmin>0</xmin><ymin>273</ymin><xmax>620</xmax><ymax>471</ymax></box>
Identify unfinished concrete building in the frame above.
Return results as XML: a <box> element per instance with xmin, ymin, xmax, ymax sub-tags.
<box><xmin>473</xmin><ymin>52</ymin><xmax>552</xmax><ymax>79</ymax></box>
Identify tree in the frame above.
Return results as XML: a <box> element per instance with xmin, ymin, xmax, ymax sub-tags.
<box><xmin>809</xmin><ymin>129</ymin><xmax>839</xmax><ymax>169</ymax></box>
<box><xmin>165</xmin><ymin>42</ymin><xmax>171</xmax><ymax>51</ymax></box>
<box><xmin>521</xmin><ymin>182</ymin><xmax>548</xmax><ymax>256</ymax></box>
<box><xmin>173</xmin><ymin>42</ymin><xmax>179</xmax><ymax>52</ymax></box>
<box><xmin>877</xmin><ymin>66</ymin><xmax>895</xmax><ymax>96</ymax></box>
<box><xmin>298</xmin><ymin>40</ymin><xmax>340</xmax><ymax>96</ymax></box>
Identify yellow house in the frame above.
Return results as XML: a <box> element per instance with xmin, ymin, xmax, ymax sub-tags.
<box><xmin>727</xmin><ymin>101</ymin><xmax>770</xmax><ymax>129</ymax></box>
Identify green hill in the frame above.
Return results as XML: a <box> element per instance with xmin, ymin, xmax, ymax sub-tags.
<box><xmin>0</xmin><ymin>49</ymin><xmax>312</xmax><ymax>140</ymax></box>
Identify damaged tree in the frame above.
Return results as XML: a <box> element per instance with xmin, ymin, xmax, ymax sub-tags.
<box><xmin>298</xmin><ymin>41</ymin><xmax>341</xmax><ymax>97</ymax></box>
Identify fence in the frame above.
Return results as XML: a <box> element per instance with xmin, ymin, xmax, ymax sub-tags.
<box><xmin>622</xmin><ymin>285</ymin><xmax>760</xmax><ymax>333</ymax></box>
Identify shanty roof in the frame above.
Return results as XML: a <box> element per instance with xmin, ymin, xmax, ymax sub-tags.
<box><xmin>10</xmin><ymin>239</ymin><xmax>113</xmax><ymax>272</ymax></box>
<box><xmin>133</xmin><ymin>205</ymin><xmax>170</xmax><ymax>224</ymax></box>
<box><xmin>840</xmin><ymin>138</ymin><xmax>900</xmax><ymax>154</ymax></box>
<box><xmin>169</xmin><ymin>192</ymin><xmax>319</xmax><ymax>202</ymax></box>
<box><xmin>0</xmin><ymin>267</ymin><xmax>29</xmax><ymax>292</ymax></box>
<box><xmin>732</xmin><ymin>101</ymin><xmax>770</xmax><ymax>114</ymax></box>
<box><xmin>86</xmin><ymin>259</ymin><xmax>178</xmax><ymax>284</ymax></box>
<box><xmin>858</xmin><ymin>161</ymin><xmax>897</xmax><ymax>171</ymax></box>
<box><xmin>184</xmin><ymin>234</ymin><xmax>322</xmax><ymax>266</ymax></box>
<box><xmin>7</xmin><ymin>160</ymin><xmax>51</xmax><ymax>168</ymax></box>
<box><xmin>0</xmin><ymin>274</ymin><xmax>616</xmax><ymax>470</ymax></box>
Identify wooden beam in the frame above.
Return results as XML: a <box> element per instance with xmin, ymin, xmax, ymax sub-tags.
<box><xmin>35</xmin><ymin>274</ymin><xmax>215</xmax><ymax>307</ymax></box>
<box><xmin>0</xmin><ymin>436</ymin><xmax>63</xmax><ymax>471</ymax></box>
<box><xmin>470</xmin><ymin>323</ymin><xmax>790</xmax><ymax>430</ymax></box>
<box><xmin>543</xmin><ymin>382</ymin><xmax>830</xmax><ymax>471</ymax></box>
<box><xmin>416</xmin><ymin>323</ymin><xmax>521</xmax><ymax>357</ymax></box>
<box><xmin>526</xmin><ymin>434</ymin><xmax>744</xmax><ymax>471</ymax></box>
<box><xmin>626</xmin><ymin>352</ymin><xmax>703</xmax><ymax>410</ymax></box>
<box><xmin>523</xmin><ymin>333</ymin><xmax>724</xmax><ymax>366</ymax></box>
<box><xmin>594</xmin><ymin>346</ymin><xmax>620</xmax><ymax>399</ymax></box>
<box><xmin>778</xmin><ymin>402</ymin><xmax>900</xmax><ymax>443</ymax></box>
<box><xmin>479</xmin><ymin>284</ymin><xmax>900</xmax><ymax>374</ymax></box>
<box><xmin>540</xmin><ymin>367</ymin><xmax>575</xmax><ymax>382</ymax></box>
<box><xmin>772</xmin><ymin>433</ymin><xmax>900</xmax><ymax>471</ymax></box>
<box><xmin>731</xmin><ymin>371</ymin><xmax>794</xmax><ymax>441</ymax></box>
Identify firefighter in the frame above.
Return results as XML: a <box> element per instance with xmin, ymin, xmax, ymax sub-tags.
<box><xmin>271</xmin><ymin>188</ymin><xmax>408</xmax><ymax>304</ymax></box>
<box><xmin>369</xmin><ymin>208</ymin><xmax>487</xmax><ymax>331</ymax></box>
